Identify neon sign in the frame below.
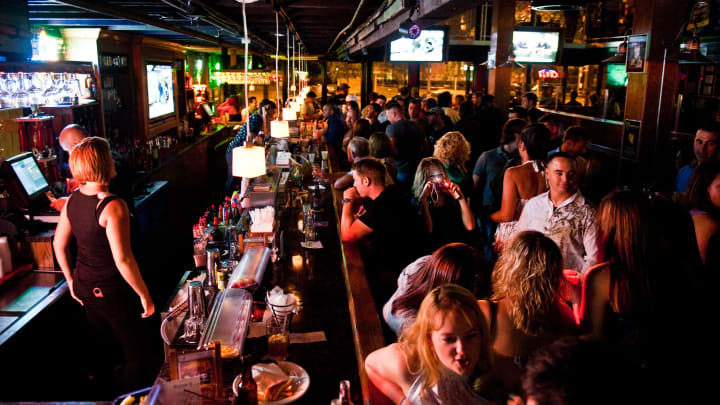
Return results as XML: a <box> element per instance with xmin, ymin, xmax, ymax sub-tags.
<box><xmin>538</xmin><ymin>68</ymin><xmax>559</xmax><ymax>79</ymax></box>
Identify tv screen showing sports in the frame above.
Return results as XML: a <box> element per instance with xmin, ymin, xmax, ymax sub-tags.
<box><xmin>7</xmin><ymin>152</ymin><xmax>50</xmax><ymax>199</ymax></box>
<box><xmin>512</xmin><ymin>30</ymin><xmax>560</xmax><ymax>64</ymax></box>
<box><xmin>146</xmin><ymin>64</ymin><xmax>175</xmax><ymax>119</ymax></box>
<box><xmin>389</xmin><ymin>29</ymin><xmax>445</xmax><ymax>62</ymax></box>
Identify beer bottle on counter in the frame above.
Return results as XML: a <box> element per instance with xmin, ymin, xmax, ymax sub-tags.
<box><xmin>330</xmin><ymin>380</ymin><xmax>353</xmax><ymax>405</ymax></box>
<box><xmin>235</xmin><ymin>356</ymin><xmax>258</xmax><ymax>405</ymax></box>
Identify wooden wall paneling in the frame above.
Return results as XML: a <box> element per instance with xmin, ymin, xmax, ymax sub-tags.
<box><xmin>625</xmin><ymin>0</ymin><xmax>689</xmax><ymax>183</ymax></box>
<box><xmin>488</xmin><ymin>0</ymin><xmax>515</xmax><ymax>115</ymax></box>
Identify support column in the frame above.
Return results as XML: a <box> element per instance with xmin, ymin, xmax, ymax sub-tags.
<box><xmin>622</xmin><ymin>0</ymin><xmax>688</xmax><ymax>186</ymax></box>
<box><xmin>487</xmin><ymin>0</ymin><xmax>515</xmax><ymax>115</ymax></box>
<box><xmin>408</xmin><ymin>63</ymin><xmax>420</xmax><ymax>97</ymax></box>
<box><xmin>362</xmin><ymin>61</ymin><xmax>373</xmax><ymax>106</ymax></box>
<box><xmin>321</xmin><ymin>60</ymin><xmax>328</xmax><ymax>105</ymax></box>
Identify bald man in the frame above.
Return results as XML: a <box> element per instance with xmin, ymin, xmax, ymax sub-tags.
<box><xmin>46</xmin><ymin>124</ymin><xmax>89</xmax><ymax>211</ymax></box>
<box><xmin>58</xmin><ymin>124</ymin><xmax>88</xmax><ymax>152</ymax></box>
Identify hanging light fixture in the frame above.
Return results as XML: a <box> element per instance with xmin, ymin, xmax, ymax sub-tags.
<box><xmin>232</xmin><ymin>0</ymin><xmax>266</xmax><ymax>179</ymax></box>
<box><xmin>602</xmin><ymin>38</ymin><xmax>628</xmax><ymax>64</ymax></box>
<box><xmin>531</xmin><ymin>0</ymin><xmax>585</xmax><ymax>11</ymax></box>
<box><xmin>499</xmin><ymin>50</ymin><xmax>526</xmax><ymax>69</ymax></box>
<box><xmin>271</xmin><ymin>10</ymin><xmax>290</xmax><ymax>138</ymax></box>
<box><xmin>270</xmin><ymin>119</ymin><xmax>290</xmax><ymax>138</ymax></box>
<box><xmin>232</xmin><ymin>145</ymin><xmax>266</xmax><ymax>178</ymax></box>
<box><xmin>678</xmin><ymin>32</ymin><xmax>715</xmax><ymax>64</ymax></box>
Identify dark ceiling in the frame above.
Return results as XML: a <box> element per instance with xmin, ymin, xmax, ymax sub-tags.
<box><xmin>27</xmin><ymin>0</ymin><xmax>386</xmax><ymax>55</ymax></box>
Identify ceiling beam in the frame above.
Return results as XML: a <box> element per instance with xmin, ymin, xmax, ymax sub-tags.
<box><xmin>55</xmin><ymin>0</ymin><xmax>235</xmax><ymax>47</ymax></box>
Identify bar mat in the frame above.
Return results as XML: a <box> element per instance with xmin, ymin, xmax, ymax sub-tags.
<box><xmin>2</xmin><ymin>286</ymin><xmax>52</xmax><ymax>312</ymax></box>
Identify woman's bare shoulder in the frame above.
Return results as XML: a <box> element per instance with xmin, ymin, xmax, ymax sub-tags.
<box><xmin>692</xmin><ymin>213</ymin><xmax>720</xmax><ymax>234</ymax></box>
<box><xmin>366</xmin><ymin>343</ymin><xmax>412</xmax><ymax>382</ymax></box>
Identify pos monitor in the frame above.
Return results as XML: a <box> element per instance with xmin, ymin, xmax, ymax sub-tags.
<box><xmin>3</xmin><ymin>152</ymin><xmax>52</xmax><ymax>211</ymax></box>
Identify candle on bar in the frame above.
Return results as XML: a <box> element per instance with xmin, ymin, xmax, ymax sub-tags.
<box><xmin>292</xmin><ymin>254</ymin><xmax>303</xmax><ymax>270</ymax></box>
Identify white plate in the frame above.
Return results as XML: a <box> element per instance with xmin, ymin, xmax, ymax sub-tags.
<box><xmin>233</xmin><ymin>360</ymin><xmax>310</xmax><ymax>405</ymax></box>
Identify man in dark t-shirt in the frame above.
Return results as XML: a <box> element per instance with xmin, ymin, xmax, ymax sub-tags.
<box><xmin>341</xmin><ymin>158</ymin><xmax>425</xmax><ymax>303</ymax></box>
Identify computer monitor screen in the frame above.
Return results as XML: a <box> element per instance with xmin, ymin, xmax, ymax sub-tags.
<box><xmin>512</xmin><ymin>30</ymin><xmax>560</xmax><ymax>64</ymax></box>
<box><xmin>6</xmin><ymin>152</ymin><xmax>51</xmax><ymax>200</ymax></box>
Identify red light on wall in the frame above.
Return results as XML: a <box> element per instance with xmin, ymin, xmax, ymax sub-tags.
<box><xmin>538</xmin><ymin>68</ymin><xmax>559</xmax><ymax>79</ymax></box>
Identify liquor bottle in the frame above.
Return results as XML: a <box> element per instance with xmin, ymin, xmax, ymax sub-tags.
<box><xmin>223</xmin><ymin>202</ymin><xmax>230</xmax><ymax>226</ymax></box>
<box><xmin>231</xmin><ymin>201</ymin><xmax>239</xmax><ymax>223</ymax></box>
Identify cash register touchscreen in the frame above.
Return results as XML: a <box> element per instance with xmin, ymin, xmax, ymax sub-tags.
<box><xmin>6</xmin><ymin>152</ymin><xmax>51</xmax><ymax>201</ymax></box>
<box><xmin>3</xmin><ymin>152</ymin><xmax>57</xmax><ymax>221</ymax></box>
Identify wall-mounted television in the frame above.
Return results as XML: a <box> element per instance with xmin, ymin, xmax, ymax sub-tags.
<box><xmin>146</xmin><ymin>63</ymin><xmax>175</xmax><ymax>120</ymax></box>
<box><xmin>389</xmin><ymin>29</ymin><xmax>446</xmax><ymax>62</ymax></box>
<box><xmin>606</xmin><ymin>64</ymin><xmax>628</xmax><ymax>87</ymax></box>
<box><xmin>512</xmin><ymin>30</ymin><xmax>561</xmax><ymax>64</ymax></box>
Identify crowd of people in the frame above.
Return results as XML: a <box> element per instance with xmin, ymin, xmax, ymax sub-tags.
<box><xmin>222</xmin><ymin>85</ymin><xmax>717</xmax><ymax>403</ymax></box>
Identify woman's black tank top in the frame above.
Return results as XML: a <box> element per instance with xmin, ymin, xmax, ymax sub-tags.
<box><xmin>66</xmin><ymin>190</ymin><xmax>122</xmax><ymax>289</ymax></box>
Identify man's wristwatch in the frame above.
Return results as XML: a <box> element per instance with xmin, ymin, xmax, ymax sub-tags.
<box><xmin>342</xmin><ymin>198</ymin><xmax>355</xmax><ymax>205</ymax></box>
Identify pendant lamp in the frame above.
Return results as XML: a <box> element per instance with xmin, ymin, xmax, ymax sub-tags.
<box><xmin>272</xmin><ymin>11</ymin><xmax>290</xmax><ymax>137</ymax></box>
<box><xmin>271</xmin><ymin>119</ymin><xmax>289</xmax><ymax>138</ymax></box>
<box><xmin>232</xmin><ymin>144</ymin><xmax>266</xmax><ymax>178</ymax></box>
<box><xmin>232</xmin><ymin>0</ymin><xmax>266</xmax><ymax>179</ymax></box>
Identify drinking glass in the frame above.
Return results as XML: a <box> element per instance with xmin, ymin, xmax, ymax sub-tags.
<box><xmin>0</xmin><ymin>73</ymin><xmax>12</xmax><ymax>107</ymax></box>
<box><xmin>27</xmin><ymin>73</ymin><xmax>45</xmax><ymax>106</ymax></box>
<box><xmin>266</xmin><ymin>317</ymin><xmax>290</xmax><ymax>360</ymax></box>
<box><xmin>12</xmin><ymin>72</ymin><xmax>29</xmax><ymax>107</ymax></box>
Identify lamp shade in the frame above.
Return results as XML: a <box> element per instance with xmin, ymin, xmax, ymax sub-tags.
<box><xmin>283</xmin><ymin>107</ymin><xmax>297</xmax><ymax>120</ymax></box>
<box><xmin>270</xmin><ymin>119</ymin><xmax>290</xmax><ymax>138</ymax></box>
<box><xmin>232</xmin><ymin>145</ymin><xmax>266</xmax><ymax>178</ymax></box>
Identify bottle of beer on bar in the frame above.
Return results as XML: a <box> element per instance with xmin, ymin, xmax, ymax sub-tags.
<box><xmin>235</xmin><ymin>356</ymin><xmax>258</xmax><ymax>405</ymax></box>
<box><xmin>330</xmin><ymin>380</ymin><xmax>353</xmax><ymax>405</ymax></box>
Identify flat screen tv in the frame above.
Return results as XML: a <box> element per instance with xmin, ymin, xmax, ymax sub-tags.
<box><xmin>146</xmin><ymin>63</ymin><xmax>175</xmax><ymax>120</ymax></box>
<box><xmin>606</xmin><ymin>64</ymin><xmax>628</xmax><ymax>87</ymax></box>
<box><xmin>512</xmin><ymin>30</ymin><xmax>560</xmax><ymax>64</ymax></box>
<box><xmin>389</xmin><ymin>29</ymin><xmax>445</xmax><ymax>62</ymax></box>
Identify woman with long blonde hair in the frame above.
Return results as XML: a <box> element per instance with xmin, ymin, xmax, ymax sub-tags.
<box><xmin>366</xmin><ymin>284</ymin><xmax>493</xmax><ymax>404</ymax></box>
<box><xmin>478</xmin><ymin>231</ymin><xmax>577</xmax><ymax>397</ymax></box>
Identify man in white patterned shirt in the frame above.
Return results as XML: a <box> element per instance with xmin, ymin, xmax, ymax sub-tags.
<box><xmin>516</xmin><ymin>152</ymin><xmax>601</xmax><ymax>273</ymax></box>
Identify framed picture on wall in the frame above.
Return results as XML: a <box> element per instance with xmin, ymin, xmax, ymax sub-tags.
<box><xmin>626</xmin><ymin>35</ymin><xmax>648</xmax><ymax>73</ymax></box>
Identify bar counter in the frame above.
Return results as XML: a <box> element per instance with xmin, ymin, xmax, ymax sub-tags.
<box><xmin>154</xmin><ymin>150</ymin><xmax>366</xmax><ymax>403</ymax></box>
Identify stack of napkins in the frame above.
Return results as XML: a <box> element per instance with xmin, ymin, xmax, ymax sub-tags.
<box><xmin>252</xmin><ymin>363</ymin><xmax>293</xmax><ymax>401</ymax></box>
<box><xmin>250</xmin><ymin>206</ymin><xmax>274</xmax><ymax>233</ymax></box>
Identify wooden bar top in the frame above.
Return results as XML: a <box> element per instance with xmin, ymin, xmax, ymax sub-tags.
<box><xmin>327</xmin><ymin>146</ymin><xmax>393</xmax><ymax>405</ymax></box>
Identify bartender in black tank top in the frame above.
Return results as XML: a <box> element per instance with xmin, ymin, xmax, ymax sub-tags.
<box><xmin>53</xmin><ymin>137</ymin><xmax>157</xmax><ymax>392</ymax></box>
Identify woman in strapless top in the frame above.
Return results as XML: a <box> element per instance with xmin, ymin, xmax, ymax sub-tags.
<box><xmin>491</xmin><ymin>124</ymin><xmax>552</xmax><ymax>250</ymax></box>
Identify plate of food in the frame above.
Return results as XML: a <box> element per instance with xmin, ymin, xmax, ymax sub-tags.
<box><xmin>234</xmin><ymin>360</ymin><xmax>310</xmax><ymax>404</ymax></box>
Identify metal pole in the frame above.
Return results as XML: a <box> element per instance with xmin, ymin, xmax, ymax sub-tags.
<box><xmin>276</xmin><ymin>12</ymin><xmax>280</xmax><ymax>108</ymax></box>
<box><xmin>653</xmin><ymin>47</ymin><xmax>668</xmax><ymax>174</ymax></box>
<box><xmin>287</xmin><ymin>26</ymin><xmax>290</xmax><ymax>105</ymax></box>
